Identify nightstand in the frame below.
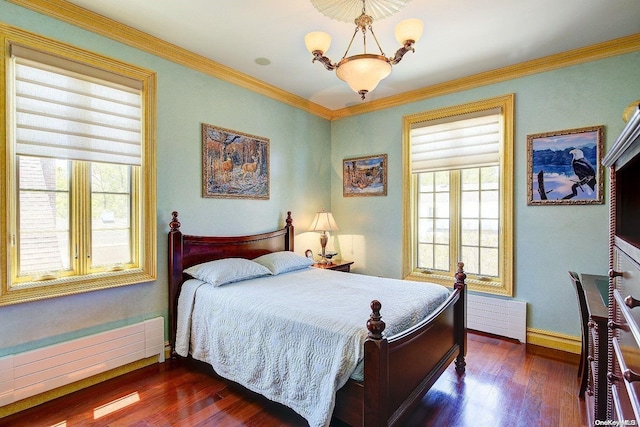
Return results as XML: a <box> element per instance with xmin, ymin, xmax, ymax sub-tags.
<box><xmin>311</xmin><ymin>260</ymin><xmax>354</xmax><ymax>272</ymax></box>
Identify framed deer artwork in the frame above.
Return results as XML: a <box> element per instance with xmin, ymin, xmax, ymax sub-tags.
<box><xmin>201</xmin><ymin>123</ymin><xmax>270</xmax><ymax>199</ymax></box>
<box><xmin>343</xmin><ymin>154</ymin><xmax>388</xmax><ymax>197</ymax></box>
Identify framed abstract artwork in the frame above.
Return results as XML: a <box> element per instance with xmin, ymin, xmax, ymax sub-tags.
<box><xmin>202</xmin><ymin>123</ymin><xmax>270</xmax><ymax>199</ymax></box>
<box><xmin>343</xmin><ymin>154</ymin><xmax>387</xmax><ymax>197</ymax></box>
<box><xmin>527</xmin><ymin>125</ymin><xmax>604</xmax><ymax>205</ymax></box>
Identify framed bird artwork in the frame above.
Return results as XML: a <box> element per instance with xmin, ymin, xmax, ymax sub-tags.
<box><xmin>527</xmin><ymin>125</ymin><xmax>604</xmax><ymax>205</ymax></box>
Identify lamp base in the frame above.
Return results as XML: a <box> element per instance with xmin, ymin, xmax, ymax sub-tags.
<box><xmin>319</xmin><ymin>232</ymin><xmax>329</xmax><ymax>264</ymax></box>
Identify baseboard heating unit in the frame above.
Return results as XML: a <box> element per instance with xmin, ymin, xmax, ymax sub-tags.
<box><xmin>467</xmin><ymin>294</ymin><xmax>527</xmax><ymax>342</ymax></box>
<box><xmin>0</xmin><ymin>317</ymin><xmax>164</xmax><ymax>407</ymax></box>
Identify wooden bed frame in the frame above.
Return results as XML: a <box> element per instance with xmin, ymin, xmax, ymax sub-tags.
<box><xmin>168</xmin><ymin>211</ymin><xmax>467</xmax><ymax>427</ymax></box>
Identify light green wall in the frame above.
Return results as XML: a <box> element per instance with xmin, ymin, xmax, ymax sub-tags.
<box><xmin>1</xmin><ymin>1</ymin><xmax>638</xmax><ymax>356</ymax></box>
<box><xmin>0</xmin><ymin>1</ymin><xmax>331</xmax><ymax>356</ymax></box>
<box><xmin>330</xmin><ymin>52</ymin><xmax>640</xmax><ymax>336</ymax></box>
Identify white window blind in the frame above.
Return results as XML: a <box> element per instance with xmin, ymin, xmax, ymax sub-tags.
<box><xmin>411</xmin><ymin>109</ymin><xmax>501</xmax><ymax>173</ymax></box>
<box><xmin>12</xmin><ymin>46</ymin><xmax>142</xmax><ymax>166</ymax></box>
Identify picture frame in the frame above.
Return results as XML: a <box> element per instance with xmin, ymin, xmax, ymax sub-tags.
<box><xmin>343</xmin><ymin>154</ymin><xmax>387</xmax><ymax>197</ymax></box>
<box><xmin>202</xmin><ymin>123</ymin><xmax>269</xmax><ymax>199</ymax></box>
<box><xmin>527</xmin><ymin>125</ymin><xmax>604</xmax><ymax>205</ymax></box>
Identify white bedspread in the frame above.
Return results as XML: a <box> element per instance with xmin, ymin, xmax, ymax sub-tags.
<box><xmin>176</xmin><ymin>268</ymin><xmax>449</xmax><ymax>427</ymax></box>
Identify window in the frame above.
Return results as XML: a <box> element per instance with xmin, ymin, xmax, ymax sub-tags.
<box><xmin>402</xmin><ymin>95</ymin><xmax>514</xmax><ymax>296</ymax></box>
<box><xmin>1</xmin><ymin>28</ymin><xmax>156</xmax><ymax>305</ymax></box>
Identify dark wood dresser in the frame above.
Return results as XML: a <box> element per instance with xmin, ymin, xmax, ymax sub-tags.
<box><xmin>603</xmin><ymin>103</ymin><xmax>640</xmax><ymax>424</ymax></box>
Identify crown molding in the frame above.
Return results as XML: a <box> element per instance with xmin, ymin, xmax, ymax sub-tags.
<box><xmin>8</xmin><ymin>1</ymin><xmax>640</xmax><ymax>121</ymax></box>
<box><xmin>330</xmin><ymin>32</ymin><xmax>640</xmax><ymax>120</ymax></box>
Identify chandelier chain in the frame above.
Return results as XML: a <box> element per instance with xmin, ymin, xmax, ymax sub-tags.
<box><xmin>368</xmin><ymin>26</ymin><xmax>386</xmax><ymax>57</ymax></box>
<box><xmin>342</xmin><ymin>27</ymin><xmax>361</xmax><ymax>60</ymax></box>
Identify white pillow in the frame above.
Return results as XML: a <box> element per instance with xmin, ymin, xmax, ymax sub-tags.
<box><xmin>183</xmin><ymin>258</ymin><xmax>271</xmax><ymax>287</ymax></box>
<box><xmin>253</xmin><ymin>251</ymin><xmax>313</xmax><ymax>275</ymax></box>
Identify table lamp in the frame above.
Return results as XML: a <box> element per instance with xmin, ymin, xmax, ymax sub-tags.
<box><xmin>308</xmin><ymin>210</ymin><xmax>339</xmax><ymax>264</ymax></box>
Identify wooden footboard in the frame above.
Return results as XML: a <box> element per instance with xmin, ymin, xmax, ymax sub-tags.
<box><xmin>334</xmin><ymin>263</ymin><xmax>467</xmax><ymax>427</ymax></box>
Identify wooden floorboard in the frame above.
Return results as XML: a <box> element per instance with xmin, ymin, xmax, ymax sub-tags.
<box><xmin>0</xmin><ymin>332</ymin><xmax>587</xmax><ymax>426</ymax></box>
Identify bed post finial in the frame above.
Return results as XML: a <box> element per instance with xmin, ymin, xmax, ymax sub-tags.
<box><xmin>170</xmin><ymin>211</ymin><xmax>181</xmax><ymax>232</ymax></box>
<box><xmin>284</xmin><ymin>211</ymin><xmax>294</xmax><ymax>252</ymax></box>
<box><xmin>455</xmin><ymin>262</ymin><xmax>466</xmax><ymax>290</ymax></box>
<box><xmin>367</xmin><ymin>300</ymin><xmax>386</xmax><ymax>339</ymax></box>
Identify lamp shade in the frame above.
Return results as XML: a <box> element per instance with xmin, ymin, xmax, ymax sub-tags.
<box><xmin>305</xmin><ymin>31</ymin><xmax>332</xmax><ymax>54</ymax></box>
<box><xmin>308</xmin><ymin>211</ymin><xmax>339</xmax><ymax>232</ymax></box>
<box><xmin>394</xmin><ymin>18</ymin><xmax>424</xmax><ymax>44</ymax></box>
<box><xmin>336</xmin><ymin>54</ymin><xmax>392</xmax><ymax>94</ymax></box>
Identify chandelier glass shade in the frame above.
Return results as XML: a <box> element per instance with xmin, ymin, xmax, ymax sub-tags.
<box><xmin>336</xmin><ymin>54</ymin><xmax>391</xmax><ymax>94</ymax></box>
<box><xmin>305</xmin><ymin>0</ymin><xmax>423</xmax><ymax>100</ymax></box>
<box><xmin>304</xmin><ymin>32</ymin><xmax>332</xmax><ymax>56</ymax></box>
<box><xmin>394</xmin><ymin>18</ymin><xmax>423</xmax><ymax>45</ymax></box>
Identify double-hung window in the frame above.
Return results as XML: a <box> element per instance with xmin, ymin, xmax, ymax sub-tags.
<box><xmin>1</xmin><ymin>29</ymin><xmax>156</xmax><ymax>305</ymax></box>
<box><xmin>402</xmin><ymin>95</ymin><xmax>514</xmax><ymax>296</ymax></box>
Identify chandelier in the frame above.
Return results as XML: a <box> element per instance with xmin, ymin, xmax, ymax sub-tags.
<box><xmin>305</xmin><ymin>0</ymin><xmax>423</xmax><ymax>100</ymax></box>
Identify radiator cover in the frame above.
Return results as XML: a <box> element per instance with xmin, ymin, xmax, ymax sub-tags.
<box><xmin>0</xmin><ymin>317</ymin><xmax>164</xmax><ymax>406</ymax></box>
<box><xmin>467</xmin><ymin>294</ymin><xmax>527</xmax><ymax>342</ymax></box>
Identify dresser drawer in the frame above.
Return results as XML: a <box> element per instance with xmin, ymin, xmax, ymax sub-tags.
<box><xmin>613</xmin><ymin>289</ymin><xmax>640</xmax><ymax>368</ymax></box>
<box><xmin>611</xmin><ymin>338</ymin><xmax>640</xmax><ymax>420</ymax></box>
<box><xmin>614</xmin><ymin>246</ymin><xmax>640</xmax><ymax>330</ymax></box>
<box><xmin>612</xmin><ymin>383</ymin><xmax>635</xmax><ymax>423</ymax></box>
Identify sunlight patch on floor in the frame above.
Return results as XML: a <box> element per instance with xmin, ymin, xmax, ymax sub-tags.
<box><xmin>93</xmin><ymin>392</ymin><xmax>140</xmax><ymax>419</ymax></box>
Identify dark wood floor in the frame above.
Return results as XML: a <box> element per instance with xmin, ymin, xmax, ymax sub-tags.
<box><xmin>0</xmin><ymin>332</ymin><xmax>586</xmax><ymax>426</ymax></box>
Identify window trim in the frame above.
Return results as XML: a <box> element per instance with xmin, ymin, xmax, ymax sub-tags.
<box><xmin>1</xmin><ymin>25</ymin><xmax>157</xmax><ymax>306</ymax></box>
<box><xmin>402</xmin><ymin>94</ymin><xmax>514</xmax><ymax>296</ymax></box>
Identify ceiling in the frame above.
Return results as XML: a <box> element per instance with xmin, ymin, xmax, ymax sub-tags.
<box><xmin>60</xmin><ymin>0</ymin><xmax>640</xmax><ymax>111</ymax></box>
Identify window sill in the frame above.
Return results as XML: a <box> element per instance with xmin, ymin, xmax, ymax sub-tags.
<box><xmin>1</xmin><ymin>269</ymin><xmax>156</xmax><ymax>306</ymax></box>
<box><xmin>405</xmin><ymin>270</ymin><xmax>511</xmax><ymax>296</ymax></box>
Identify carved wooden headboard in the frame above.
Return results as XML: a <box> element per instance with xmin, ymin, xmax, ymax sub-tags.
<box><xmin>167</xmin><ymin>211</ymin><xmax>294</xmax><ymax>353</ymax></box>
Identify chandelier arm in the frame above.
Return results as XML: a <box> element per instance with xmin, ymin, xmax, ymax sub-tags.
<box><xmin>311</xmin><ymin>51</ymin><xmax>337</xmax><ymax>70</ymax></box>
<box><xmin>389</xmin><ymin>41</ymin><xmax>415</xmax><ymax>65</ymax></box>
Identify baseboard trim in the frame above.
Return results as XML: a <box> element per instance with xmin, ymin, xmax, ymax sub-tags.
<box><xmin>527</xmin><ymin>328</ymin><xmax>581</xmax><ymax>354</ymax></box>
